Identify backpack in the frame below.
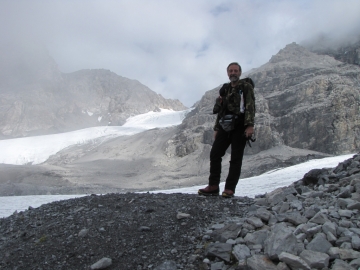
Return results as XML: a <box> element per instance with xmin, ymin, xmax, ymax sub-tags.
<box><xmin>219</xmin><ymin>77</ymin><xmax>255</xmax><ymax>99</ymax></box>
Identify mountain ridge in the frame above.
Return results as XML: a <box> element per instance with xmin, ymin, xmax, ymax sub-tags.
<box><xmin>1</xmin><ymin>41</ymin><xmax>360</xmax><ymax>195</ymax></box>
<box><xmin>0</xmin><ymin>48</ymin><xmax>187</xmax><ymax>138</ymax></box>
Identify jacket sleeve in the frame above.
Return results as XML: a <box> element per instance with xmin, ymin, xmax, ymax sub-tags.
<box><xmin>244</xmin><ymin>83</ymin><xmax>255</xmax><ymax>127</ymax></box>
<box><xmin>213</xmin><ymin>113</ymin><xmax>221</xmax><ymax>131</ymax></box>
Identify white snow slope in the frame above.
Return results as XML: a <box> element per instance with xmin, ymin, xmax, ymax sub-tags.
<box><xmin>0</xmin><ymin>108</ymin><xmax>355</xmax><ymax>217</ymax></box>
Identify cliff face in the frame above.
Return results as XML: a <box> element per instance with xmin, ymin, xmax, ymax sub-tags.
<box><xmin>0</xmin><ymin>52</ymin><xmax>186</xmax><ymax>138</ymax></box>
<box><xmin>309</xmin><ymin>40</ymin><xmax>360</xmax><ymax>67</ymax></box>
<box><xmin>168</xmin><ymin>42</ymin><xmax>360</xmax><ymax>157</ymax></box>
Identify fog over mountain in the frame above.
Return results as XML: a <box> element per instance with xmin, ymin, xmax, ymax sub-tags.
<box><xmin>0</xmin><ymin>45</ymin><xmax>186</xmax><ymax>139</ymax></box>
<box><xmin>1</xmin><ymin>1</ymin><xmax>360</xmax><ymax>107</ymax></box>
<box><xmin>0</xmin><ymin>34</ymin><xmax>359</xmax><ymax>196</ymax></box>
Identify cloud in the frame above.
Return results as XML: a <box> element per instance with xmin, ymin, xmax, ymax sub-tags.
<box><xmin>1</xmin><ymin>0</ymin><xmax>360</xmax><ymax>107</ymax></box>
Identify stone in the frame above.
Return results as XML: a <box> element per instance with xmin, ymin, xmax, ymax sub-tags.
<box><xmin>299</xmin><ymin>249</ymin><xmax>330</xmax><ymax>269</ymax></box>
<box><xmin>306</xmin><ymin>234</ymin><xmax>332</xmax><ymax>253</ymax></box>
<box><xmin>349</xmin><ymin>258</ymin><xmax>360</xmax><ymax>269</ymax></box>
<box><xmin>337</xmin><ymin>187</ymin><xmax>352</xmax><ymax>198</ymax></box>
<box><xmin>206</xmin><ymin>243</ymin><xmax>233</xmax><ymax>262</ymax></box>
<box><xmin>304</xmin><ymin>207</ymin><xmax>318</xmax><ymax>219</ymax></box>
<box><xmin>264</xmin><ymin>223</ymin><xmax>299</xmax><ymax>260</ymax></box>
<box><xmin>347</xmin><ymin>202</ymin><xmax>360</xmax><ymax>210</ymax></box>
<box><xmin>246</xmin><ymin>216</ymin><xmax>264</xmax><ymax>228</ymax></box>
<box><xmin>278</xmin><ymin>252</ymin><xmax>310</xmax><ymax>270</ymax></box>
<box><xmin>211</xmin><ymin>223</ymin><xmax>242</xmax><ymax>243</ymax></box>
<box><xmin>352</xmin><ymin>235</ymin><xmax>360</xmax><ymax>250</ymax></box>
<box><xmin>244</xmin><ymin>230</ymin><xmax>268</xmax><ymax>246</ymax></box>
<box><xmin>338</xmin><ymin>209</ymin><xmax>353</xmax><ymax>218</ymax></box>
<box><xmin>210</xmin><ymin>261</ymin><xmax>224</xmax><ymax>270</ymax></box>
<box><xmin>284</xmin><ymin>212</ymin><xmax>308</xmax><ymax>226</ymax></box>
<box><xmin>255</xmin><ymin>208</ymin><xmax>272</xmax><ymax>222</ymax></box>
<box><xmin>328</xmin><ymin>247</ymin><xmax>360</xmax><ymax>260</ymax></box>
<box><xmin>232</xmin><ymin>244</ymin><xmax>251</xmax><ymax>261</ymax></box>
<box><xmin>322</xmin><ymin>221</ymin><xmax>337</xmax><ymax>236</ymax></box>
<box><xmin>90</xmin><ymin>257</ymin><xmax>112</xmax><ymax>270</ymax></box>
<box><xmin>176</xmin><ymin>212</ymin><xmax>190</xmax><ymax>219</ymax></box>
<box><xmin>331</xmin><ymin>259</ymin><xmax>356</xmax><ymax>270</ymax></box>
<box><xmin>246</xmin><ymin>254</ymin><xmax>278</xmax><ymax>270</ymax></box>
<box><xmin>154</xmin><ymin>260</ymin><xmax>177</xmax><ymax>270</ymax></box>
<box><xmin>308</xmin><ymin>212</ymin><xmax>329</xmax><ymax>224</ymax></box>
<box><xmin>78</xmin><ymin>228</ymin><xmax>89</xmax><ymax>237</ymax></box>
<box><xmin>276</xmin><ymin>262</ymin><xmax>291</xmax><ymax>270</ymax></box>
<box><xmin>266</xmin><ymin>187</ymin><xmax>298</xmax><ymax>206</ymax></box>
<box><xmin>290</xmin><ymin>200</ymin><xmax>303</xmax><ymax>211</ymax></box>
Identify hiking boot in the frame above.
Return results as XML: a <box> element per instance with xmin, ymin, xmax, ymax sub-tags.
<box><xmin>222</xmin><ymin>189</ymin><xmax>234</xmax><ymax>198</ymax></box>
<box><xmin>198</xmin><ymin>185</ymin><xmax>219</xmax><ymax>196</ymax></box>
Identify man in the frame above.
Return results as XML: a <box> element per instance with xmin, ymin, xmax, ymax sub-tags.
<box><xmin>198</xmin><ymin>62</ymin><xmax>255</xmax><ymax>198</ymax></box>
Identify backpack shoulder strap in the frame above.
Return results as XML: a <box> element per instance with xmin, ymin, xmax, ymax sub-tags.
<box><xmin>219</xmin><ymin>83</ymin><xmax>231</xmax><ymax>96</ymax></box>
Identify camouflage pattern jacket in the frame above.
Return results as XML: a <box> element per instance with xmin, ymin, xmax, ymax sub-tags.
<box><xmin>213</xmin><ymin>80</ymin><xmax>255</xmax><ymax>131</ymax></box>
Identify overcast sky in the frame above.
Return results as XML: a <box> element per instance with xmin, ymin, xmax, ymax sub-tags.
<box><xmin>1</xmin><ymin>0</ymin><xmax>360</xmax><ymax>107</ymax></box>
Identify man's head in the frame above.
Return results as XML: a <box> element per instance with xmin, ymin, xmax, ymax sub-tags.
<box><xmin>227</xmin><ymin>62</ymin><xmax>242</xmax><ymax>83</ymax></box>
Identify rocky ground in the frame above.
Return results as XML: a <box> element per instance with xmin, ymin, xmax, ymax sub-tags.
<box><xmin>1</xmin><ymin>153</ymin><xmax>360</xmax><ymax>270</ymax></box>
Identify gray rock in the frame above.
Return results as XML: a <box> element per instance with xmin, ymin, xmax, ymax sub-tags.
<box><xmin>347</xmin><ymin>201</ymin><xmax>360</xmax><ymax>210</ymax></box>
<box><xmin>308</xmin><ymin>212</ymin><xmax>329</xmax><ymax>224</ymax></box>
<box><xmin>326</xmin><ymin>231</ymin><xmax>337</xmax><ymax>244</ymax></box>
<box><xmin>338</xmin><ymin>209</ymin><xmax>353</xmax><ymax>218</ymax></box>
<box><xmin>154</xmin><ymin>260</ymin><xmax>177</xmax><ymax>270</ymax></box>
<box><xmin>349</xmin><ymin>258</ymin><xmax>360</xmax><ymax>269</ymax></box>
<box><xmin>278</xmin><ymin>252</ymin><xmax>310</xmax><ymax>270</ymax></box>
<box><xmin>306</xmin><ymin>234</ymin><xmax>332</xmax><ymax>253</ymax></box>
<box><xmin>244</xmin><ymin>230</ymin><xmax>268</xmax><ymax>246</ymax></box>
<box><xmin>232</xmin><ymin>244</ymin><xmax>251</xmax><ymax>261</ymax></box>
<box><xmin>299</xmin><ymin>249</ymin><xmax>330</xmax><ymax>269</ymax></box>
<box><xmin>331</xmin><ymin>259</ymin><xmax>357</xmax><ymax>270</ymax></box>
<box><xmin>246</xmin><ymin>216</ymin><xmax>264</xmax><ymax>228</ymax></box>
<box><xmin>337</xmin><ymin>187</ymin><xmax>352</xmax><ymax>198</ymax></box>
<box><xmin>206</xmin><ymin>243</ymin><xmax>233</xmax><ymax>262</ymax></box>
<box><xmin>284</xmin><ymin>212</ymin><xmax>308</xmax><ymax>226</ymax></box>
<box><xmin>290</xmin><ymin>200</ymin><xmax>303</xmax><ymax>211</ymax></box>
<box><xmin>90</xmin><ymin>257</ymin><xmax>112</xmax><ymax>270</ymax></box>
<box><xmin>255</xmin><ymin>208</ymin><xmax>272</xmax><ymax>222</ymax></box>
<box><xmin>246</xmin><ymin>254</ymin><xmax>278</xmax><ymax>270</ymax></box>
<box><xmin>210</xmin><ymin>261</ymin><xmax>224</xmax><ymax>270</ymax></box>
<box><xmin>322</xmin><ymin>221</ymin><xmax>337</xmax><ymax>236</ymax></box>
<box><xmin>328</xmin><ymin>247</ymin><xmax>360</xmax><ymax>260</ymax></box>
<box><xmin>78</xmin><ymin>228</ymin><xmax>89</xmax><ymax>237</ymax></box>
<box><xmin>211</xmin><ymin>223</ymin><xmax>242</xmax><ymax>243</ymax></box>
<box><xmin>264</xmin><ymin>223</ymin><xmax>299</xmax><ymax>260</ymax></box>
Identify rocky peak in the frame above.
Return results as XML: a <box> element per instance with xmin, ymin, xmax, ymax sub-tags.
<box><xmin>269</xmin><ymin>42</ymin><xmax>312</xmax><ymax>63</ymax></box>
<box><xmin>168</xmin><ymin>42</ymin><xmax>360</xmax><ymax>159</ymax></box>
<box><xmin>0</xmin><ymin>51</ymin><xmax>187</xmax><ymax>138</ymax></box>
<box><xmin>309</xmin><ymin>39</ymin><xmax>360</xmax><ymax>67</ymax></box>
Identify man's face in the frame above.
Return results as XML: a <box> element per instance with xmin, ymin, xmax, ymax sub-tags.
<box><xmin>227</xmin><ymin>64</ymin><xmax>241</xmax><ymax>82</ymax></box>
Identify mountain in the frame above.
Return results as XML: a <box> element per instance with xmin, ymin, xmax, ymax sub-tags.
<box><xmin>170</xmin><ymin>42</ymin><xmax>360</xmax><ymax>158</ymax></box>
<box><xmin>306</xmin><ymin>38</ymin><xmax>360</xmax><ymax>66</ymax></box>
<box><xmin>0</xmin><ymin>48</ymin><xmax>186</xmax><ymax>139</ymax></box>
<box><xmin>1</xmin><ymin>41</ymin><xmax>360</xmax><ymax>196</ymax></box>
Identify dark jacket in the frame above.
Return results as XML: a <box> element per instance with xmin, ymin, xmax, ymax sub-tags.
<box><xmin>213</xmin><ymin>80</ymin><xmax>255</xmax><ymax>131</ymax></box>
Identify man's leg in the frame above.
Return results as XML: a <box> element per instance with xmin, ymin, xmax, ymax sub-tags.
<box><xmin>208</xmin><ymin>128</ymin><xmax>231</xmax><ymax>186</ymax></box>
<box><xmin>224</xmin><ymin>126</ymin><xmax>247</xmax><ymax>193</ymax></box>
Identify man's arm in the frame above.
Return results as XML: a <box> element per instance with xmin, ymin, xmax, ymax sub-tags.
<box><xmin>244</xmin><ymin>84</ymin><xmax>255</xmax><ymax>137</ymax></box>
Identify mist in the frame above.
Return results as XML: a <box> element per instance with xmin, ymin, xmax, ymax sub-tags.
<box><xmin>1</xmin><ymin>0</ymin><xmax>360</xmax><ymax>106</ymax></box>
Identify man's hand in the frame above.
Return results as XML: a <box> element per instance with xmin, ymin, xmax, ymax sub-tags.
<box><xmin>214</xmin><ymin>131</ymin><xmax>218</xmax><ymax>140</ymax></box>
<box><xmin>245</xmin><ymin>126</ymin><xmax>254</xmax><ymax>138</ymax></box>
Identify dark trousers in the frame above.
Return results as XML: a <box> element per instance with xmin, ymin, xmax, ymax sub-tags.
<box><xmin>209</xmin><ymin>119</ymin><xmax>247</xmax><ymax>192</ymax></box>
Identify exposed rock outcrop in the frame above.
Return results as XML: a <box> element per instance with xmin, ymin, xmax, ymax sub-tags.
<box><xmin>169</xmin><ymin>42</ymin><xmax>360</xmax><ymax>157</ymax></box>
<box><xmin>194</xmin><ymin>154</ymin><xmax>360</xmax><ymax>269</ymax></box>
<box><xmin>0</xmin><ymin>49</ymin><xmax>186</xmax><ymax>138</ymax></box>
<box><xmin>1</xmin><ymin>154</ymin><xmax>359</xmax><ymax>269</ymax></box>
